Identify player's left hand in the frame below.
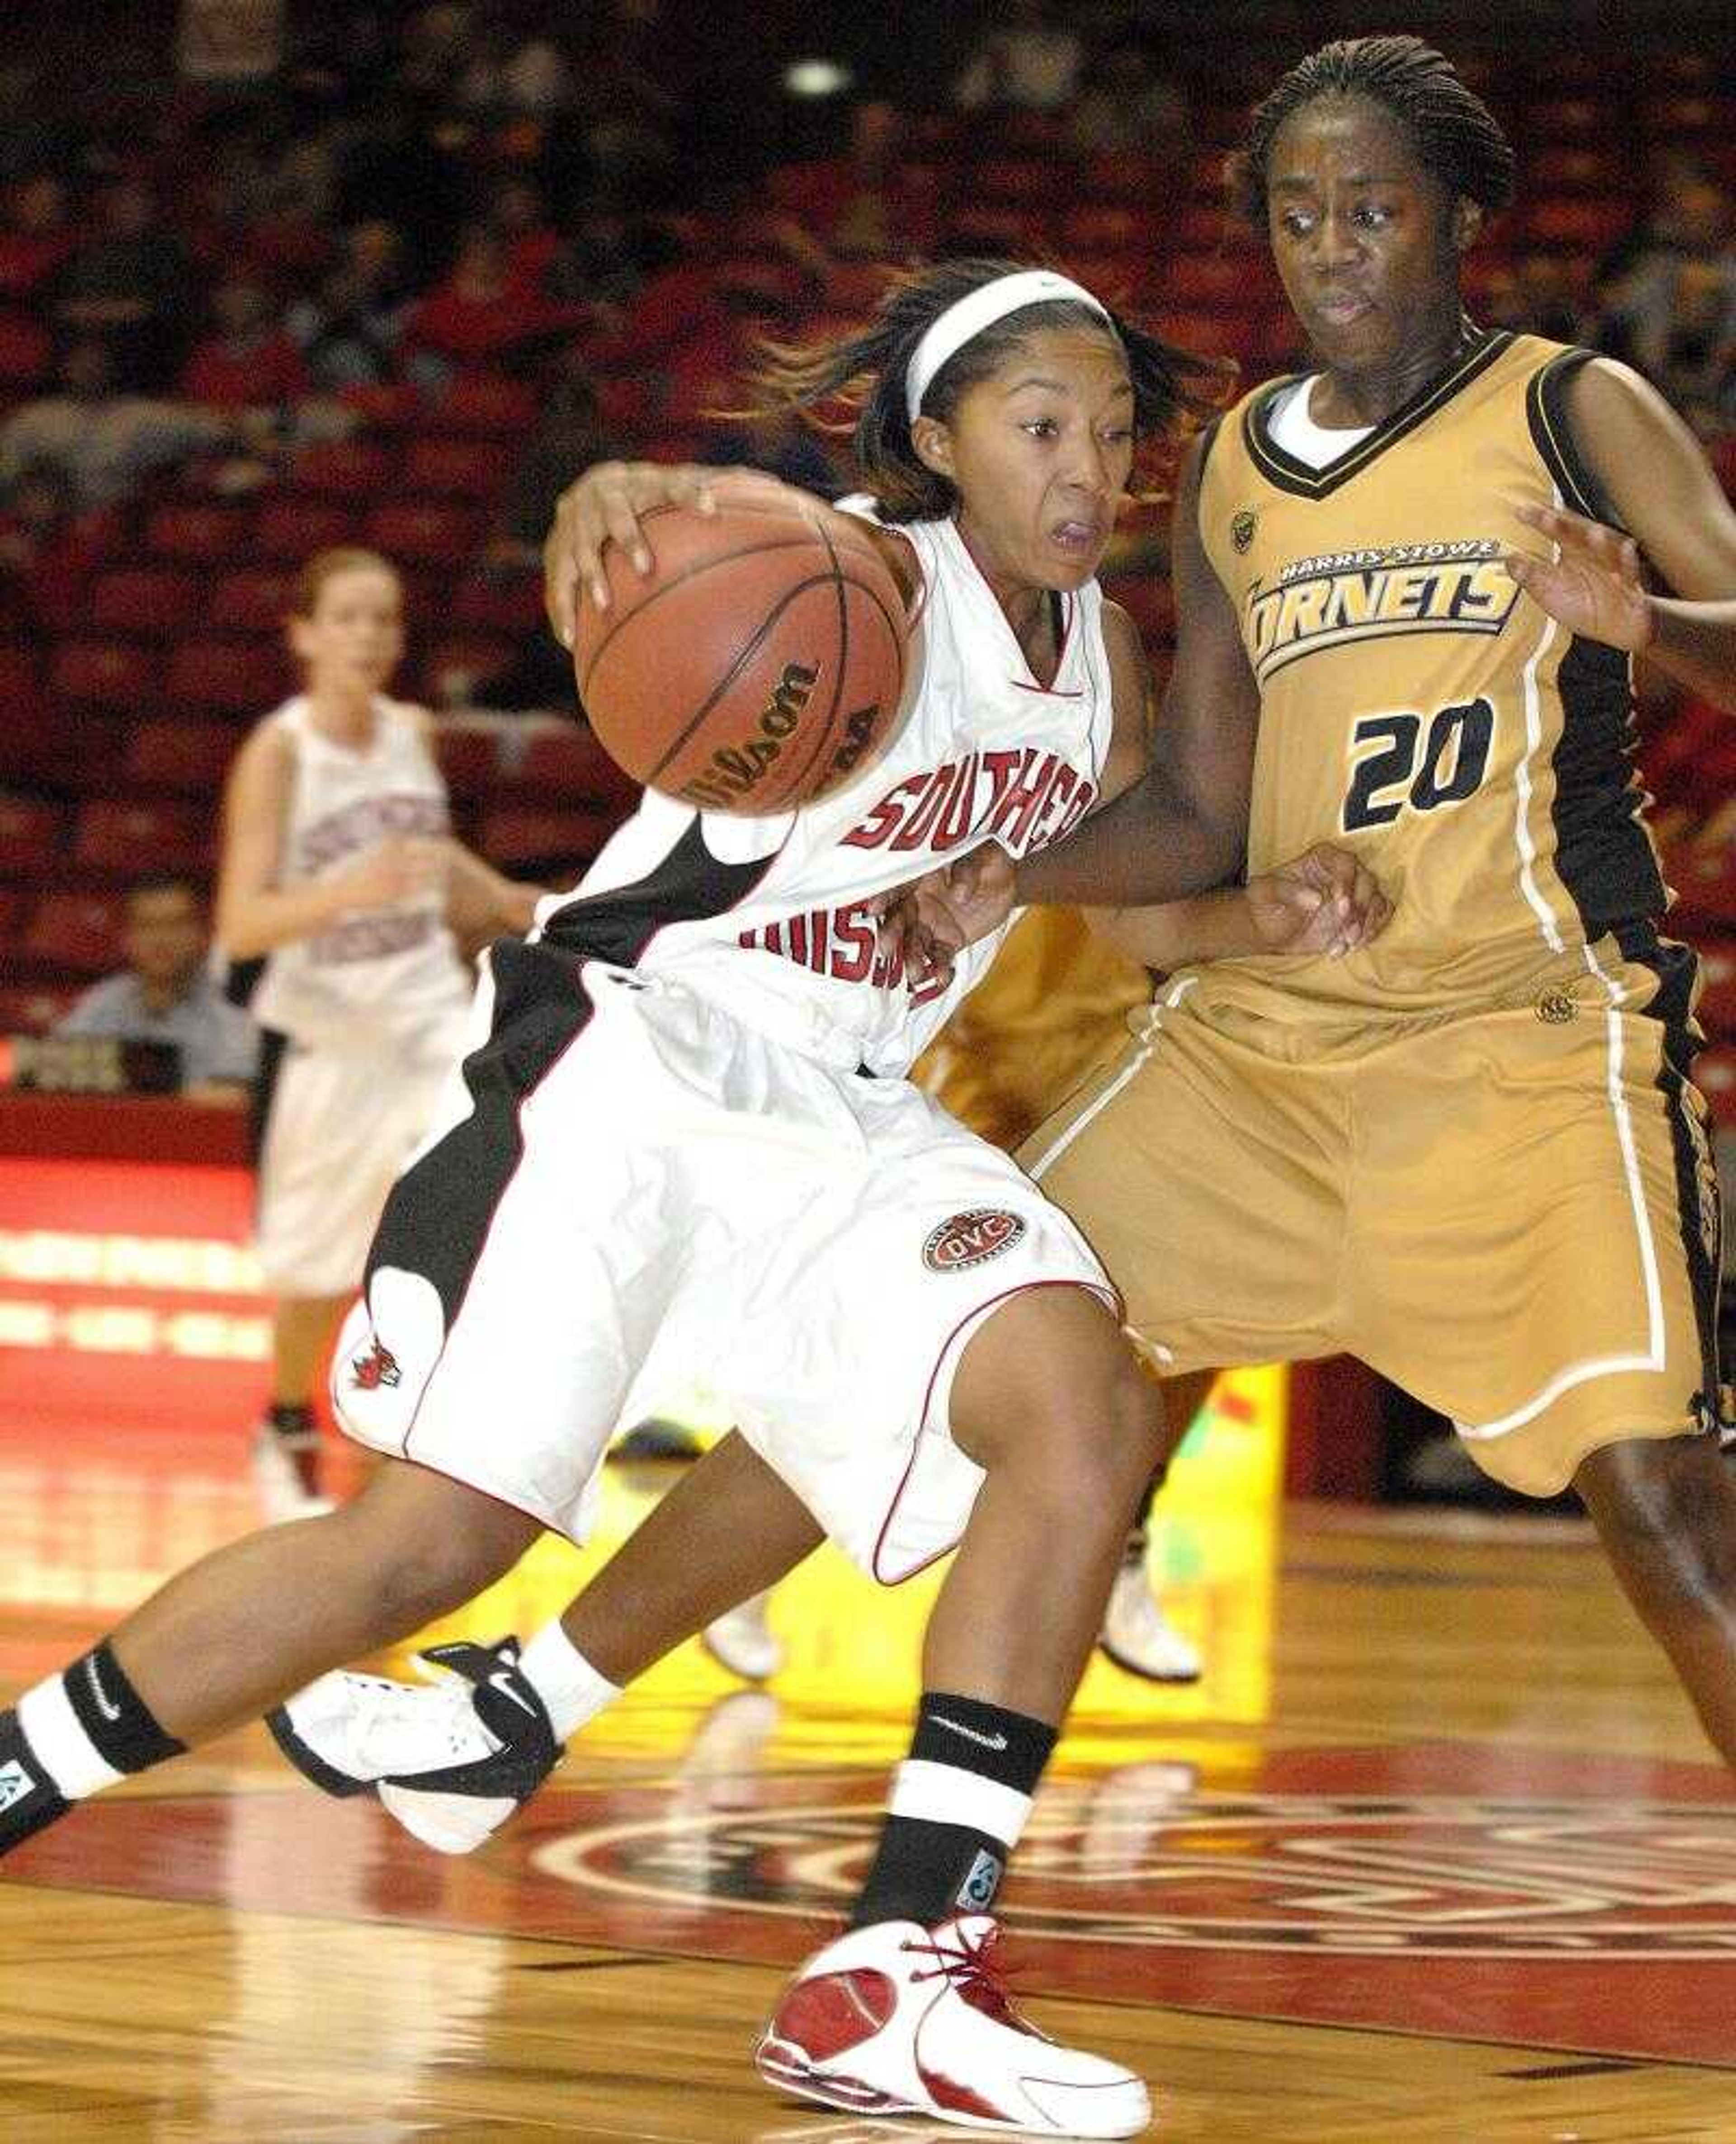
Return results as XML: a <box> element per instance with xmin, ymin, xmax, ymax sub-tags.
<box><xmin>1246</xmin><ymin>843</ymin><xmax>1392</xmax><ymax>959</ymax></box>
<box><xmin>1505</xmin><ymin>503</ymin><xmax>1655</xmax><ymax>653</ymax></box>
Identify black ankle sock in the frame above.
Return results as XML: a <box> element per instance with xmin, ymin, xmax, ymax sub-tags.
<box><xmin>0</xmin><ymin>1709</ymin><xmax>68</xmax><ymax>1853</ymax></box>
<box><xmin>851</xmin><ymin>1692</ymin><xmax>1057</xmax><ymax>1929</ymax></box>
<box><xmin>0</xmin><ymin>1642</ymin><xmax>183</xmax><ymax>1856</ymax></box>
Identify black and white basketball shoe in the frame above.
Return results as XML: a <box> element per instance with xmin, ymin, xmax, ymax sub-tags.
<box><xmin>267</xmin><ymin>1637</ymin><xmax>560</xmax><ymax>1854</ymax></box>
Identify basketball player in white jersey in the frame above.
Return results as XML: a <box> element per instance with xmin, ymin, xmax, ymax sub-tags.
<box><xmin>0</xmin><ymin>266</ymin><xmax>1384</xmax><ymax>2139</ymax></box>
<box><xmin>218</xmin><ymin>548</ymin><xmax>539</xmax><ymax>1517</ymax></box>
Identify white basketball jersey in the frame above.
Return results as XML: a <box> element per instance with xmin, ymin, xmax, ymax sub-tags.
<box><xmin>252</xmin><ymin>696</ymin><xmax>470</xmax><ymax>1050</ymax></box>
<box><xmin>538</xmin><ymin>510</ymin><xmax>1117</xmax><ymax>1077</ymax></box>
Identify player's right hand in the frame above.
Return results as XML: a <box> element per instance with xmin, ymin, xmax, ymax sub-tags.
<box><xmin>876</xmin><ymin>842</ymin><xmax>1019</xmax><ymax>985</ymax></box>
<box><xmin>544</xmin><ymin>462</ymin><xmax>820</xmax><ymax>644</ymax></box>
<box><xmin>333</xmin><ymin>835</ymin><xmax>448</xmax><ymax>911</ymax></box>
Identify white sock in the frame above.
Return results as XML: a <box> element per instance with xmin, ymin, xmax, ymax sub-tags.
<box><xmin>517</xmin><ymin>1621</ymin><xmax>621</xmax><ymax>1742</ymax></box>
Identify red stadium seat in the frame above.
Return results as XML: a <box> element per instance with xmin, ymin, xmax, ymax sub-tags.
<box><xmin>973</xmin><ymin>159</ymin><xmax>1056</xmax><ymax>207</ymax></box>
<box><xmin>479</xmin><ymin>803</ymin><xmax>614</xmax><ymax>876</ymax></box>
<box><xmin>432</xmin><ymin>723</ymin><xmax>499</xmax><ymax>801</ymax></box>
<box><xmin>0</xmin><ymin>982</ymin><xmax>77</xmax><ymax>1034</ymax></box>
<box><xmin>1080</xmin><ymin>153</ymin><xmax>1166</xmax><ymax>204</ymax></box>
<box><xmin>1527</xmin><ymin>145</ymin><xmax>1626</xmax><ymax>192</ymax></box>
<box><xmin>1524</xmin><ymin>196</ymin><xmax>1631</xmax><ymax>251</ymax></box>
<box><xmin>164</xmin><ymin>638</ymin><xmax>283</xmax><ymax>715</ymax></box>
<box><xmin>0</xmin><ymin>307</ymin><xmax>50</xmax><ymax>388</ymax></box>
<box><xmin>0</xmin><ymin>793</ymin><xmax>65</xmax><ymax>877</ymax></box>
<box><xmin>1060</xmin><ymin>204</ymin><xmax>1147</xmax><ymax>254</ymax></box>
<box><xmin>945</xmin><ymin>205</ymin><xmax>1044</xmax><ymax>251</ymax></box>
<box><xmin>439</xmin><ymin>373</ymin><xmax>538</xmax><ymax>436</ymax></box>
<box><xmin>144</xmin><ymin>501</ymin><xmax>250</xmax><ymax>562</ymax></box>
<box><xmin>48</xmin><ymin>640</ymin><xmax>157</xmax><ymax>709</ymax></box>
<box><xmin>452</xmin><ymin>572</ymin><xmax>544</xmax><ymax>635</ymax></box>
<box><xmin>121</xmin><ymin>718</ymin><xmax>239</xmax><ymax>796</ymax></box>
<box><xmin>401</xmin><ymin>436</ymin><xmax>503</xmax><ymax>501</ymax></box>
<box><xmin>1697</xmin><ymin>940</ymin><xmax>1736</xmax><ymax>1042</ymax></box>
<box><xmin>0</xmin><ymin>647</ymin><xmax>62</xmax><ymax>777</ymax></box>
<box><xmin>90</xmin><ymin>567</ymin><xmax>203</xmax><ymax>638</ymax></box>
<box><xmin>1161</xmin><ymin>253</ymin><xmax>1258</xmax><ymax>305</ymax></box>
<box><xmin>363</xmin><ymin>500</ymin><xmax>480</xmax><ymax>565</ymax></box>
<box><xmin>254</xmin><ymin>496</ymin><xmax>359</xmax><ymax>560</ymax></box>
<box><xmin>72</xmin><ymin>798</ymin><xmax>211</xmax><ymax>877</ymax></box>
<box><xmin>19</xmin><ymin>890</ymin><xmax>127</xmax><ymax>974</ymax></box>
<box><xmin>335</xmin><ymin>380</ymin><xmax>424</xmax><ymax>430</ymax></box>
<box><xmin>503</xmin><ymin>724</ymin><xmax>638</xmax><ymax>809</ymax></box>
<box><xmin>288</xmin><ymin>439</ymin><xmax>397</xmax><ymax>498</ymax></box>
<box><xmin>208</xmin><ymin>568</ymin><xmax>295</xmax><ymax>633</ymax></box>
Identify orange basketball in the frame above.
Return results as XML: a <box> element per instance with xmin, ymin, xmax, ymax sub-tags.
<box><xmin>572</xmin><ymin>499</ymin><xmax>908</xmax><ymax>816</ymax></box>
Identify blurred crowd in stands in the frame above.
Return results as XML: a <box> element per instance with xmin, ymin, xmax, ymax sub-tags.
<box><xmin>1</xmin><ymin>0</ymin><xmax>1734</xmax><ymax>1038</ymax></box>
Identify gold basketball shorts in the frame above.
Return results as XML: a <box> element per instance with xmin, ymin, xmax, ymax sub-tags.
<box><xmin>1021</xmin><ymin>959</ymin><xmax>1727</xmax><ymax>1498</ymax></box>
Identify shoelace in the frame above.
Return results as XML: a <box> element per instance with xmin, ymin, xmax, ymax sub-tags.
<box><xmin>900</xmin><ymin>1926</ymin><xmax>1020</xmax><ymax>2026</ymax></box>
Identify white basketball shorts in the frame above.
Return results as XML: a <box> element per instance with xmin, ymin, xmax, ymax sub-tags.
<box><xmin>332</xmin><ymin>940</ymin><xmax>1115</xmax><ymax>1582</ymax></box>
<box><xmin>256</xmin><ymin>1012</ymin><xmax>472</xmax><ymax>1299</ymax></box>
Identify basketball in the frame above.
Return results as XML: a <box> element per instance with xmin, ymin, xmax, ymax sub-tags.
<box><xmin>572</xmin><ymin>499</ymin><xmax>909</xmax><ymax>815</ymax></box>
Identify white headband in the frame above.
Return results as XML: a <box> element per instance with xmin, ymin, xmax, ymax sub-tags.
<box><xmin>904</xmin><ymin>269</ymin><xmax>1112</xmax><ymax>424</ymax></box>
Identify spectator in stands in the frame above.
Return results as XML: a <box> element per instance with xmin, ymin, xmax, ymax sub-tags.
<box><xmin>48</xmin><ymin>177</ymin><xmax>192</xmax><ymax>390</ymax></box>
<box><xmin>1065</xmin><ymin>42</ymin><xmax>1192</xmax><ymax>165</ymax></box>
<box><xmin>1595</xmin><ymin>175</ymin><xmax>1736</xmax><ymax>420</ymax></box>
<box><xmin>0</xmin><ymin>461</ymin><xmax>110</xmax><ymax>634</ymax></box>
<box><xmin>953</xmin><ymin>0</ymin><xmax>1084</xmax><ymax>114</ymax></box>
<box><xmin>286</xmin><ymin>219</ymin><xmax>414</xmax><ymax>392</ymax></box>
<box><xmin>55</xmin><ymin>873</ymin><xmax>259</xmax><ymax>1096</ymax></box>
<box><xmin>402</xmin><ymin>220</ymin><xmax>584</xmax><ymax>385</ymax></box>
<box><xmin>182</xmin><ymin>276</ymin><xmax>313</xmax><ymax>416</ymax></box>
<box><xmin>0</xmin><ymin>339</ymin><xmax>233</xmax><ymax>508</ymax></box>
<box><xmin>485</xmin><ymin>351</ymin><xmax>615</xmax><ymax>574</ymax></box>
<box><xmin>544</xmin><ymin>196</ymin><xmax>675</xmax><ymax>312</ymax></box>
<box><xmin>488</xmin><ymin>174</ymin><xmax>561</xmax><ymax>291</ymax></box>
<box><xmin>0</xmin><ymin>170</ymin><xmax>75</xmax><ymax>302</ymax></box>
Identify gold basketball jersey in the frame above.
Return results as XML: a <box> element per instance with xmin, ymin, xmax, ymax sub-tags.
<box><xmin>1196</xmin><ymin>331</ymin><xmax>1667</xmax><ymax>1022</ymax></box>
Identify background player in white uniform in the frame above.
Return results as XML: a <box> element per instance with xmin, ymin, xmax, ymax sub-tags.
<box><xmin>217</xmin><ymin>547</ymin><xmax>540</xmax><ymax>1516</ymax></box>
<box><xmin>0</xmin><ymin>265</ymin><xmax>1382</xmax><ymax>2140</ymax></box>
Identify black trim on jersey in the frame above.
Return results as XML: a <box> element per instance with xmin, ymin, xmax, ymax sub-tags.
<box><xmin>1525</xmin><ymin>348</ymin><xmax>1624</xmax><ymax>528</ymax></box>
<box><xmin>540</xmin><ymin>817</ymin><xmax>782</xmax><ymax>968</ymax></box>
<box><xmin>1546</xmin><ymin>630</ymin><xmax>1667</xmax><ymax>943</ymax></box>
<box><xmin>365</xmin><ymin>818</ymin><xmax>785</xmax><ymax>1336</ymax></box>
<box><xmin>223</xmin><ymin>954</ymin><xmax>265</xmax><ymax>1011</ymax></box>
<box><xmin>365</xmin><ymin>935</ymin><xmax>593</xmax><ymax>1332</ymax></box>
<box><xmin>1613</xmin><ymin>919</ymin><xmax>1728</xmax><ymax>1432</ymax></box>
<box><xmin>1241</xmin><ymin>330</ymin><xmax>1514</xmax><ymax>500</ymax></box>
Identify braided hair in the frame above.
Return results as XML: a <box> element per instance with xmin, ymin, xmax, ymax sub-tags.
<box><xmin>748</xmin><ymin>256</ymin><xmax>1228</xmax><ymax>523</ymax></box>
<box><xmin>1229</xmin><ymin>36</ymin><xmax>1516</xmax><ymax>228</ymax></box>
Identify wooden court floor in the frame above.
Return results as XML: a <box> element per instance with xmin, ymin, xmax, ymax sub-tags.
<box><xmin>1</xmin><ymin>1425</ymin><xmax>1735</xmax><ymax>2141</ymax></box>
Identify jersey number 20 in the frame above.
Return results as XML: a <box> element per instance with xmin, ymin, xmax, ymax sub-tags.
<box><xmin>1342</xmin><ymin>697</ymin><xmax>1495</xmax><ymax>832</ymax></box>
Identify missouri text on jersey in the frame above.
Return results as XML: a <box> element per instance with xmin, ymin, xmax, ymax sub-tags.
<box><xmin>1248</xmin><ymin>538</ymin><xmax>1519</xmax><ymax>682</ymax></box>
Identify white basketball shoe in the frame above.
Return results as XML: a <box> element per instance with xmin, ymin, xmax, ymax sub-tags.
<box><xmin>756</xmin><ymin>1913</ymin><xmax>1151</xmax><ymax>2136</ymax></box>
<box><xmin>266</xmin><ymin>1638</ymin><xmax>560</xmax><ymax>1853</ymax></box>
<box><xmin>1098</xmin><ymin>1566</ymin><xmax>1202</xmax><ymax>1683</ymax></box>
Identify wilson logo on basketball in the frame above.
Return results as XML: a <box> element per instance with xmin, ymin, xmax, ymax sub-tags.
<box><xmin>350</xmin><ymin>1337</ymin><xmax>401</xmax><ymax>1391</ymax></box>
<box><xmin>922</xmin><ymin>1209</ymin><xmax>1026</xmax><ymax>1273</ymax></box>
<box><xmin>684</xmin><ymin>661</ymin><xmax>818</xmax><ymax>808</ymax></box>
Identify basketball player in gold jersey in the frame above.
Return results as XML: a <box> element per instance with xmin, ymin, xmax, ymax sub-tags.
<box><xmin>921</xmin><ymin>36</ymin><xmax>1736</xmax><ymax>1772</ymax></box>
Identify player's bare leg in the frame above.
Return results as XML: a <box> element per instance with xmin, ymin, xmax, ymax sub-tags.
<box><xmin>0</xmin><ymin>1458</ymin><xmax>545</xmax><ymax>1858</ymax></box>
<box><xmin>563</xmin><ymin>1432</ymin><xmax>823</xmax><ymax>1685</ymax></box>
<box><xmin>922</xmin><ymin>1284</ymin><xmax>1172</xmax><ymax>1720</ymax></box>
<box><xmin>114</xmin><ymin>1459</ymin><xmax>540</xmax><ymax>1741</ymax></box>
<box><xmin>1575</xmin><ymin>1434</ymin><xmax>1736</xmax><ymax>1768</ymax></box>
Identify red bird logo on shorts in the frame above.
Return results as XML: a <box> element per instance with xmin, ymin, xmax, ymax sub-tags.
<box><xmin>350</xmin><ymin>1336</ymin><xmax>402</xmax><ymax>1391</ymax></box>
<box><xmin>922</xmin><ymin>1209</ymin><xmax>1027</xmax><ymax>1273</ymax></box>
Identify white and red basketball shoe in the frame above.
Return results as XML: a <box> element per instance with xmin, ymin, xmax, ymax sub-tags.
<box><xmin>755</xmin><ymin>1913</ymin><xmax>1150</xmax><ymax>2136</ymax></box>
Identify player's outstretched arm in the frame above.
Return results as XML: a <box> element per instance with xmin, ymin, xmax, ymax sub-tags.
<box><xmin>1506</xmin><ymin>502</ymin><xmax>1736</xmax><ymax>709</ymax></box>
<box><xmin>1555</xmin><ymin>360</ymin><xmax>1736</xmax><ymax>712</ymax></box>
<box><xmin>1092</xmin><ymin>844</ymin><xmax>1392</xmax><ymax>967</ymax></box>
